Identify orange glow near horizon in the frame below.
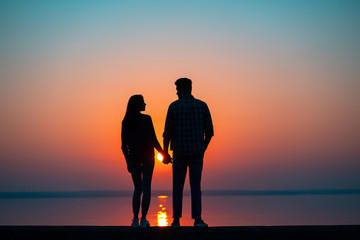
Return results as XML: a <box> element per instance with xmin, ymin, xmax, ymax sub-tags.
<box><xmin>1</xmin><ymin>71</ymin><xmax>359</xmax><ymax>191</ymax></box>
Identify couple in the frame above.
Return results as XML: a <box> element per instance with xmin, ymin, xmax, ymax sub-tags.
<box><xmin>121</xmin><ymin>78</ymin><xmax>214</xmax><ymax>228</ymax></box>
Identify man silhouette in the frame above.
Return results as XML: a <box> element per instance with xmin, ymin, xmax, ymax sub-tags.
<box><xmin>163</xmin><ymin>78</ymin><xmax>214</xmax><ymax>227</ymax></box>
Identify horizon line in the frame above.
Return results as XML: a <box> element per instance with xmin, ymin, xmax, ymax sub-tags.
<box><xmin>1</xmin><ymin>189</ymin><xmax>360</xmax><ymax>199</ymax></box>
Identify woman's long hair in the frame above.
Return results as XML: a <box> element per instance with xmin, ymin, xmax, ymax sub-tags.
<box><xmin>122</xmin><ymin>95</ymin><xmax>144</xmax><ymax>133</ymax></box>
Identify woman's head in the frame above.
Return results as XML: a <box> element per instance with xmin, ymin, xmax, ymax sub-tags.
<box><xmin>122</xmin><ymin>95</ymin><xmax>145</xmax><ymax>129</ymax></box>
<box><xmin>127</xmin><ymin>95</ymin><xmax>145</xmax><ymax>113</ymax></box>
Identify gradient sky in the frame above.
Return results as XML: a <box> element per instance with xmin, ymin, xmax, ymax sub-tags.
<box><xmin>1</xmin><ymin>0</ymin><xmax>359</xmax><ymax>192</ymax></box>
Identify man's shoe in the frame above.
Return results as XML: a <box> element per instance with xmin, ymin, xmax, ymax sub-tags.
<box><xmin>140</xmin><ymin>218</ymin><xmax>150</xmax><ymax>228</ymax></box>
<box><xmin>131</xmin><ymin>218</ymin><xmax>139</xmax><ymax>228</ymax></box>
<box><xmin>194</xmin><ymin>219</ymin><xmax>208</xmax><ymax>227</ymax></box>
<box><xmin>171</xmin><ymin>218</ymin><xmax>180</xmax><ymax>227</ymax></box>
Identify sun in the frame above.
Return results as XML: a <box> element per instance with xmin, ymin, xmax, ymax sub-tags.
<box><xmin>157</xmin><ymin>153</ymin><xmax>164</xmax><ymax>162</ymax></box>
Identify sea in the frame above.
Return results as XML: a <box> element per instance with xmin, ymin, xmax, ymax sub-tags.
<box><xmin>1</xmin><ymin>190</ymin><xmax>360</xmax><ymax>227</ymax></box>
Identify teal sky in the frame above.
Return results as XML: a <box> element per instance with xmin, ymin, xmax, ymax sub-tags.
<box><xmin>2</xmin><ymin>1</ymin><xmax>359</xmax><ymax>54</ymax></box>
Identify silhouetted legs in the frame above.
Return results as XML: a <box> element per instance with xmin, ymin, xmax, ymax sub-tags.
<box><xmin>131</xmin><ymin>161</ymin><xmax>154</xmax><ymax>219</ymax></box>
<box><xmin>173</xmin><ymin>153</ymin><xmax>203</xmax><ymax>219</ymax></box>
<box><xmin>172</xmin><ymin>157</ymin><xmax>186</xmax><ymax>219</ymax></box>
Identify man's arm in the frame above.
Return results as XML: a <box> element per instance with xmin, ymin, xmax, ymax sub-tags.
<box><xmin>163</xmin><ymin>104</ymin><xmax>173</xmax><ymax>155</ymax></box>
<box><xmin>203</xmin><ymin>102</ymin><xmax>214</xmax><ymax>151</ymax></box>
<box><xmin>163</xmin><ymin>137</ymin><xmax>170</xmax><ymax>154</ymax></box>
<box><xmin>204</xmin><ymin>135</ymin><xmax>212</xmax><ymax>151</ymax></box>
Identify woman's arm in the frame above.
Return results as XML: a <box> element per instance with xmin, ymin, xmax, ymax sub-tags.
<box><xmin>147</xmin><ymin>116</ymin><xmax>164</xmax><ymax>154</ymax></box>
<box><xmin>121</xmin><ymin>124</ymin><xmax>130</xmax><ymax>160</ymax></box>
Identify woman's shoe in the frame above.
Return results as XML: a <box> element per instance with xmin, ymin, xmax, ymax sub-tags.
<box><xmin>131</xmin><ymin>218</ymin><xmax>139</xmax><ymax>228</ymax></box>
<box><xmin>140</xmin><ymin>218</ymin><xmax>150</xmax><ymax>228</ymax></box>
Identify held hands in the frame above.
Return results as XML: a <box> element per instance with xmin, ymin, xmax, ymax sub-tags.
<box><xmin>161</xmin><ymin>152</ymin><xmax>172</xmax><ymax>164</ymax></box>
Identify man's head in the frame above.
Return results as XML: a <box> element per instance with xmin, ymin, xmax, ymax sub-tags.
<box><xmin>175</xmin><ymin>78</ymin><xmax>192</xmax><ymax>97</ymax></box>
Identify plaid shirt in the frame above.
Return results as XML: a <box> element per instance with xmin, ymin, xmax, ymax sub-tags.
<box><xmin>163</xmin><ymin>94</ymin><xmax>214</xmax><ymax>156</ymax></box>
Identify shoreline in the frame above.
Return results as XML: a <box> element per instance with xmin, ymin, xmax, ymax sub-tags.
<box><xmin>1</xmin><ymin>225</ymin><xmax>359</xmax><ymax>240</ymax></box>
<box><xmin>1</xmin><ymin>189</ymin><xmax>360</xmax><ymax>199</ymax></box>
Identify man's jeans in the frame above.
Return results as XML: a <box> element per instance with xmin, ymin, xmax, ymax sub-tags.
<box><xmin>172</xmin><ymin>152</ymin><xmax>204</xmax><ymax>219</ymax></box>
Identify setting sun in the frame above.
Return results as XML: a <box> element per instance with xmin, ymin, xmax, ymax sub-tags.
<box><xmin>157</xmin><ymin>153</ymin><xmax>164</xmax><ymax>162</ymax></box>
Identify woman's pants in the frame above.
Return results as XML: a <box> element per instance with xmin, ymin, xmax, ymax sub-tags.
<box><xmin>130</xmin><ymin>160</ymin><xmax>154</xmax><ymax>218</ymax></box>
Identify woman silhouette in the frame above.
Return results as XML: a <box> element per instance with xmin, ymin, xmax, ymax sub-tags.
<box><xmin>121</xmin><ymin>95</ymin><xmax>165</xmax><ymax>228</ymax></box>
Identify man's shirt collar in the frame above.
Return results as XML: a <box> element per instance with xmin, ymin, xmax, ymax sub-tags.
<box><xmin>179</xmin><ymin>94</ymin><xmax>194</xmax><ymax>100</ymax></box>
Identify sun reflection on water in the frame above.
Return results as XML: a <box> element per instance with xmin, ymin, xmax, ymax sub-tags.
<box><xmin>157</xmin><ymin>195</ymin><xmax>168</xmax><ymax>227</ymax></box>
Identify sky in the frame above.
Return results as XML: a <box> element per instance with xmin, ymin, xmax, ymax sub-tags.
<box><xmin>0</xmin><ymin>0</ymin><xmax>359</xmax><ymax>192</ymax></box>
